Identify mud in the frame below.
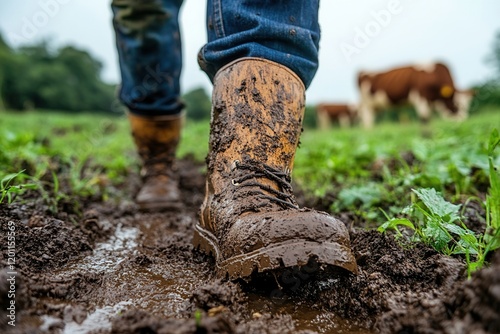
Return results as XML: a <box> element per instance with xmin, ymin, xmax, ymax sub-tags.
<box><xmin>1</xmin><ymin>158</ymin><xmax>499</xmax><ymax>334</ymax></box>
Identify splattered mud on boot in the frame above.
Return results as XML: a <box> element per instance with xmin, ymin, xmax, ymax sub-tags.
<box><xmin>194</xmin><ymin>58</ymin><xmax>357</xmax><ymax>279</ymax></box>
<box><xmin>128</xmin><ymin>113</ymin><xmax>183</xmax><ymax>211</ymax></box>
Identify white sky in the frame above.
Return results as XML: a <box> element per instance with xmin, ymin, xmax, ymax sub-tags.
<box><xmin>0</xmin><ymin>0</ymin><xmax>499</xmax><ymax>105</ymax></box>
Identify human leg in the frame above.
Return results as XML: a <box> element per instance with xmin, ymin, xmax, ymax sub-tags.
<box><xmin>112</xmin><ymin>0</ymin><xmax>184</xmax><ymax>115</ymax></box>
<box><xmin>112</xmin><ymin>0</ymin><xmax>184</xmax><ymax>210</ymax></box>
<box><xmin>194</xmin><ymin>1</ymin><xmax>358</xmax><ymax>278</ymax></box>
<box><xmin>198</xmin><ymin>0</ymin><xmax>320</xmax><ymax>88</ymax></box>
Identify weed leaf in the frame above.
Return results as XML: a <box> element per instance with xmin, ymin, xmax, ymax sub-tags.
<box><xmin>0</xmin><ymin>171</ymin><xmax>37</xmax><ymax>204</ymax></box>
<box><xmin>487</xmin><ymin>128</ymin><xmax>500</xmax><ymax>156</ymax></box>
<box><xmin>1</xmin><ymin>172</ymin><xmax>23</xmax><ymax>188</ymax></box>
<box><xmin>412</xmin><ymin>188</ymin><xmax>461</xmax><ymax>223</ymax></box>
<box><xmin>423</xmin><ymin>219</ymin><xmax>451</xmax><ymax>252</ymax></box>
<box><xmin>378</xmin><ymin>218</ymin><xmax>415</xmax><ymax>233</ymax></box>
<box><xmin>488</xmin><ymin>159</ymin><xmax>500</xmax><ymax>230</ymax></box>
<box><xmin>485</xmin><ymin>229</ymin><xmax>500</xmax><ymax>251</ymax></box>
<box><xmin>443</xmin><ymin>223</ymin><xmax>468</xmax><ymax>237</ymax></box>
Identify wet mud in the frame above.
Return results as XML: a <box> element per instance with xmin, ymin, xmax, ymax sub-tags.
<box><xmin>1</xmin><ymin>158</ymin><xmax>499</xmax><ymax>333</ymax></box>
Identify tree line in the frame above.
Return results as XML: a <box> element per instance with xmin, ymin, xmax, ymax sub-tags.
<box><xmin>0</xmin><ymin>33</ymin><xmax>213</xmax><ymax>118</ymax></box>
<box><xmin>0</xmin><ymin>34</ymin><xmax>116</xmax><ymax>112</ymax></box>
<box><xmin>1</xmin><ymin>30</ymin><xmax>499</xmax><ymax>123</ymax></box>
<box><xmin>472</xmin><ymin>30</ymin><xmax>500</xmax><ymax>111</ymax></box>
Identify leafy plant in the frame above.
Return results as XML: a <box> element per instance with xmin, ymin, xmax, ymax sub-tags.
<box><xmin>379</xmin><ymin>188</ymin><xmax>483</xmax><ymax>276</ymax></box>
<box><xmin>484</xmin><ymin>129</ymin><xmax>500</xmax><ymax>253</ymax></box>
<box><xmin>0</xmin><ymin>171</ymin><xmax>38</xmax><ymax>204</ymax></box>
<box><xmin>194</xmin><ymin>309</ymin><xmax>203</xmax><ymax>328</ymax></box>
<box><xmin>379</xmin><ymin>129</ymin><xmax>500</xmax><ymax>277</ymax></box>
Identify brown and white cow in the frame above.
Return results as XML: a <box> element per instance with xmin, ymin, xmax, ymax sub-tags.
<box><xmin>357</xmin><ymin>62</ymin><xmax>473</xmax><ymax>128</ymax></box>
<box><xmin>316</xmin><ymin>103</ymin><xmax>358</xmax><ymax>129</ymax></box>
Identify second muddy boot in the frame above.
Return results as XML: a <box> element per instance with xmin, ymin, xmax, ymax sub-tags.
<box><xmin>128</xmin><ymin>113</ymin><xmax>182</xmax><ymax>211</ymax></box>
<box><xmin>193</xmin><ymin>58</ymin><xmax>358</xmax><ymax>279</ymax></box>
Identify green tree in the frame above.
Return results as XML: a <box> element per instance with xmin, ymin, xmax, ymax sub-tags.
<box><xmin>183</xmin><ymin>87</ymin><xmax>211</xmax><ymax>120</ymax></box>
<box><xmin>0</xmin><ymin>33</ymin><xmax>18</xmax><ymax>110</ymax></box>
<box><xmin>0</xmin><ymin>34</ymin><xmax>9</xmax><ymax>110</ymax></box>
<box><xmin>303</xmin><ymin>105</ymin><xmax>317</xmax><ymax>129</ymax></box>
<box><xmin>487</xmin><ymin>30</ymin><xmax>500</xmax><ymax>79</ymax></box>
<box><xmin>0</xmin><ymin>33</ymin><xmax>116</xmax><ymax>112</ymax></box>
<box><xmin>470</xmin><ymin>30</ymin><xmax>500</xmax><ymax>112</ymax></box>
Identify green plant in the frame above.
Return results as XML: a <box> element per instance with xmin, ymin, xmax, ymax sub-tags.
<box><xmin>194</xmin><ymin>309</ymin><xmax>202</xmax><ymax>328</ymax></box>
<box><xmin>483</xmin><ymin>129</ymin><xmax>500</xmax><ymax>256</ymax></box>
<box><xmin>379</xmin><ymin>188</ymin><xmax>483</xmax><ymax>276</ymax></box>
<box><xmin>0</xmin><ymin>171</ymin><xmax>38</xmax><ymax>204</ymax></box>
<box><xmin>379</xmin><ymin>129</ymin><xmax>500</xmax><ymax>277</ymax></box>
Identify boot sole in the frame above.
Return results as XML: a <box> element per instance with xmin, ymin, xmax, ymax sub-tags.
<box><xmin>193</xmin><ymin>224</ymin><xmax>358</xmax><ymax>280</ymax></box>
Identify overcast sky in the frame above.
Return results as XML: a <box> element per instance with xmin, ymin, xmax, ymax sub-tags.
<box><xmin>1</xmin><ymin>0</ymin><xmax>499</xmax><ymax>105</ymax></box>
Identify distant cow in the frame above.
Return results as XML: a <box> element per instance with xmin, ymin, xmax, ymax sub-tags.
<box><xmin>316</xmin><ymin>103</ymin><xmax>357</xmax><ymax>129</ymax></box>
<box><xmin>357</xmin><ymin>62</ymin><xmax>473</xmax><ymax>128</ymax></box>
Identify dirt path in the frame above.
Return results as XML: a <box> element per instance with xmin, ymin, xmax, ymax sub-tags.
<box><xmin>1</xmin><ymin>158</ymin><xmax>499</xmax><ymax>333</ymax></box>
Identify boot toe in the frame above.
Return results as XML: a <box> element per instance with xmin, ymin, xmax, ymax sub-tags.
<box><xmin>214</xmin><ymin>210</ymin><xmax>358</xmax><ymax>279</ymax></box>
<box><xmin>136</xmin><ymin>176</ymin><xmax>181</xmax><ymax>210</ymax></box>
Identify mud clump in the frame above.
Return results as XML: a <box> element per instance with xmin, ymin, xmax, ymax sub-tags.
<box><xmin>0</xmin><ymin>215</ymin><xmax>93</xmax><ymax>273</ymax></box>
<box><xmin>191</xmin><ymin>280</ymin><xmax>247</xmax><ymax>313</ymax></box>
<box><xmin>321</xmin><ymin>230</ymin><xmax>465</xmax><ymax>329</ymax></box>
<box><xmin>378</xmin><ymin>251</ymin><xmax>500</xmax><ymax>334</ymax></box>
<box><xmin>110</xmin><ymin>309</ymin><xmax>235</xmax><ymax>334</ymax></box>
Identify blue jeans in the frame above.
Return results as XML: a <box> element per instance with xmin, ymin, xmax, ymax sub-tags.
<box><xmin>112</xmin><ymin>0</ymin><xmax>320</xmax><ymax>116</ymax></box>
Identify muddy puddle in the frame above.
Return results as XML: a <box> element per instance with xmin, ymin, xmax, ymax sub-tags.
<box><xmin>31</xmin><ymin>211</ymin><xmax>372</xmax><ymax>334</ymax></box>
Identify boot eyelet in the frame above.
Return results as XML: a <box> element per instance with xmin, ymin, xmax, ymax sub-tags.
<box><xmin>231</xmin><ymin>179</ymin><xmax>240</xmax><ymax>186</ymax></box>
<box><xmin>231</xmin><ymin>160</ymin><xmax>240</xmax><ymax>171</ymax></box>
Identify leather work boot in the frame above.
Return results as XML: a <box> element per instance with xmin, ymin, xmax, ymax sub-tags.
<box><xmin>193</xmin><ymin>58</ymin><xmax>358</xmax><ymax>279</ymax></box>
<box><xmin>128</xmin><ymin>112</ymin><xmax>182</xmax><ymax>210</ymax></box>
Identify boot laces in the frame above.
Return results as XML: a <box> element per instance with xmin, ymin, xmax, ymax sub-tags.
<box><xmin>230</xmin><ymin>159</ymin><xmax>299</xmax><ymax>210</ymax></box>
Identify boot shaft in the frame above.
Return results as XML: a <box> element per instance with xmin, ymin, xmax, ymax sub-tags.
<box><xmin>208</xmin><ymin>58</ymin><xmax>306</xmax><ymax>194</ymax></box>
<box><xmin>127</xmin><ymin>112</ymin><xmax>183</xmax><ymax>210</ymax></box>
<box><xmin>128</xmin><ymin>112</ymin><xmax>182</xmax><ymax>176</ymax></box>
<box><xmin>195</xmin><ymin>58</ymin><xmax>358</xmax><ymax>278</ymax></box>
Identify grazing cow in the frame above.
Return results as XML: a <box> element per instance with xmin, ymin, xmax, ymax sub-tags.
<box><xmin>357</xmin><ymin>62</ymin><xmax>473</xmax><ymax>128</ymax></box>
<box><xmin>316</xmin><ymin>103</ymin><xmax>358</xmax><ymax>129</ymax></box>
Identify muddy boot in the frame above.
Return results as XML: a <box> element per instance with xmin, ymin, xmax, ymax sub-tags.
<box><xmin>128</xmin><ymin>112</ymin><xmax>182</xmax><ymax>211</ymax></box>
<box><xmin>193</xmin><ymin>58</ymin><xmax>358</xmax><ymax>279</ymax></box>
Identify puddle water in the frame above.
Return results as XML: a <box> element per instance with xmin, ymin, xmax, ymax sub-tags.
<box><xmin>46</xmin><ymin>220</ymin><xmax>373</xmax><ymax>333</ymax></box>
<box><xmin>110</xmin><ymin>265</ymin><xmax>196</xmax><ymax>317</ymax></box>
<box><xmin>59</xmin><ymin>224</ymin><xmax>139</xmax><ymax>274</ymax></box>
<box><xmin>62</xmin><ymin>301</ymin><xmax>132</xmax><ymax>334</ymax></box>
<box><xmin>37</xmin><ymin>300</ymin><xmax>132</xmax><ymax>334</ymax></box>
<box><xmin>247</xmin><ymin>293</ymin><xmax>372</xmax><ymax>334</ymax></box>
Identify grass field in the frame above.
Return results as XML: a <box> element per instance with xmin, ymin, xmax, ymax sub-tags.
<box><xmin>2</xmin><ymin>108</ymin><xmax>499</xmax><ymax>217</ymax></box>
<box><xmin>1</xmin><ymin>108</ymin><xmax>500</xmax><ymax>332</ymax></box>
<box><xmin>297</xmin><ymin>108</ymin><xmax>500</xmax><ymax>221</ymax></box>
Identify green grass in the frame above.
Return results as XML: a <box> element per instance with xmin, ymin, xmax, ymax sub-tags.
<box><xmin>296</xmin><ymin>108</ymin><xmax>500</xmax><ymax>223</ymax></box>
<box><xmin>2</xmin><ymin>109</ymin><xmax>499</xmax><ymax>211</ymax></box>
<box><xmin>1</xmin><ymin>111</ymin><xmax>133</xmax><ymax>210</ymax></box>
<box><xmin>0</xmin><ymin>171</ymin><xmax>38</xmax><ymax>204</ymax></box>
<box><xmin>0</xmin><ymin>110</ymin><xmax>211</xmax><ymax>210</ymax></box>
